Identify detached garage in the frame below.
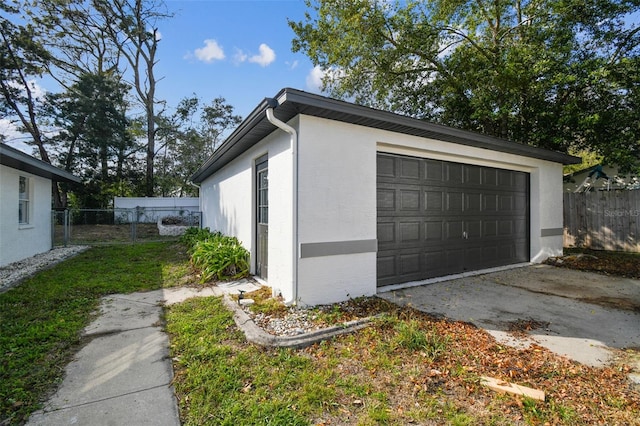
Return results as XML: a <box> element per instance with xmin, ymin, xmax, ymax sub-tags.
<box><xmin>191</xmin><ymin>88</ymin><xmax>580</xmax><ymax>306</ymax></box>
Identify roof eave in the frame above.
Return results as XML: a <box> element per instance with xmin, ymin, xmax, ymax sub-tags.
<box><xmin>191</xmin><ymin>88</ymin><xmax>581</xmax><ymax>183</ymax></box>
<box><xmin>191</xmin><ymin>97</ymin><xmax>277</xmax><ymax>184</ymax></box>
<box><xmin>278</xmin><ymin>89</ymin><xmax>582</xmax><ymax>166</ymax></box>
<box><xmin>0</xmin><ymin>144</ymin><xmax>82</xmax><ymax>183</ymax></box>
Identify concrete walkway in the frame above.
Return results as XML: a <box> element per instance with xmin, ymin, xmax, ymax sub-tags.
<box><xmin>26</xmin><ymin>277</ymin><xmax>376</xmax><ymax>426</ymax></box>
<box><xmin>26</xmin><ymin>281</ymin><xmax>260</xmax><ymax>426</ymax></box>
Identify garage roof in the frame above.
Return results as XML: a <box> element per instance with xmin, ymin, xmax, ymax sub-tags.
<box><xmin>0</xmin><ymin>143</ymin><xmax>81</xmax><ymax>183</ymax></box>
<box><xmin>191</xmin><ymin>88</ymin><xmax>581</xmax><ymax>183</ymax></box>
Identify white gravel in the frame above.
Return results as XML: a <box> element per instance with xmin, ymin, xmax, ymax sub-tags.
<box><xmin>0</xmin><ymin>246</ymin><xmax>90</xmax><ymax>293</ymax></box>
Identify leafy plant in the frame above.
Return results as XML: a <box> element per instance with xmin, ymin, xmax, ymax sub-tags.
<box><xmin>185</xmin><ymin>229</ymin><xmax>250</xmax><ymax>282</ymax></box>
<box><xmin>180</xmin><ymin>227</ymin><xmax>218</xmax><ymax>252</ymax></box>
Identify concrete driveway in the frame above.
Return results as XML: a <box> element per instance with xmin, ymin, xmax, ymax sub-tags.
<box><xmin>378</xmin><ymin>264</ymin><xmax>640</xmax><ymax>367</ymax></box>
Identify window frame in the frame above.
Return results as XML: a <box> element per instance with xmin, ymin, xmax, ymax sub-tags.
<box><xmin>18</xmin><ymin>175</ymin><xmax>30</xmax><ymax>225</ymax></box>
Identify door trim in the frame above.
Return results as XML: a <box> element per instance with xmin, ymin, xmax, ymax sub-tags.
<box><xmin>255</xmin><ymin>156</ymin><xmax>268</xmax><ymax>279</ymax></box>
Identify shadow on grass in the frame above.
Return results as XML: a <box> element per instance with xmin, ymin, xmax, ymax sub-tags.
<box><xmin>0</xmin><ymin>242</ymin><xmax>191</xmax><ymax>425</ymax></box>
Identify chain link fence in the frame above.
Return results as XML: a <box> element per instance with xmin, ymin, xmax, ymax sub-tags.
<box><xmin>52</xmin><ymin>208</ymin><xmax>202</xmax><ymax>246</ymax></box>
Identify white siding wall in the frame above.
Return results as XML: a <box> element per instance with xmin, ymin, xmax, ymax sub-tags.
<box><xmin>199</xmin><ymin>129</ymin><xmax>294</xmax><ymax>301</ymax></box>
<box><xmin>0</xmin><ymin>166</ymin><xmax>53</xmax><ymax>266</ymax></box>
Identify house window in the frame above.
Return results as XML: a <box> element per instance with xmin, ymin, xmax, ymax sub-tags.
<box><xmin>257</xmin><ymin>168</ymin><xmax>268</xmax><ymax>225</ymax></box>
<box><xmin>19</xmin><ymin>176</ymin><xmax>30</xmax><ymax>225</ymax></box>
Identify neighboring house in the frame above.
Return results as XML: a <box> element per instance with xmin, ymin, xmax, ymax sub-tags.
<box><xmin>564</xmin><ymin>164</ymin><xmax>639</xmax><ymax>192</ymax></box>
<box><xmin>0</xmin><ymin>143</ymin><xmax>81</xmax><ymax>267</ymax></box>
<box><xmin>191</xmin><ymin>88</ymin><xmax>580</xmax><ymax>306</ymax></box>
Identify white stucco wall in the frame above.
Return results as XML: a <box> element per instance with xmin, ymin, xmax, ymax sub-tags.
<box><xmin>199</xmin><ymin>128</ymin><xmax>294</xmax><ymax>301</ymax></box>
<box><xmin>294</xmin><ymin>115</ymin><xmax>564</xmax><ymax>305</ymax></box>
<box><xmin>296</xmin><ymin>117</ymin><xmax>378</xmax><ymax>305</ymax></box>
<box><xmin>0</xmin><ymin>166</ymin><xmax>53</xmax><ymax>267</ymax></box>
<box><xmin>200</xmin><ymin>113</ymin><xmax>566</xmax><ymax>306</ymax></box>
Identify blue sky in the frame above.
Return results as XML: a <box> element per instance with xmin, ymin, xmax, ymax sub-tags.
<box><xmin>2</xmin><ymin>1</ymin><xmax>639</xmax><ymax>153</ymax></box>
<box><xmin>2</xmin><ymin>0</ymin><xmax>321</xmax><ymax>152</ymax></box>
<box><xmin>157</xmin><ymin>0</ymin><xmax>321</xmax><ymax>119</ymax></box>
<box><xmin>154</xmin><ymin>0</ymin><xmax>640</xmax><ymax>120</ymax></box>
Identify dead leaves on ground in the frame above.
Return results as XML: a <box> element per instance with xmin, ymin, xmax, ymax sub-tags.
<box><xmin>302</xmin><ymin>306</ymin><xmax>640</xmax><ymax>425</ymax></box>
<box><xmin>546</xmin><ymin>250</ymin><xmax>640</xmax><ymax>279</ymax></box>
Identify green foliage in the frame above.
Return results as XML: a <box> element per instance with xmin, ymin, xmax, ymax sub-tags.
<box><xmin>563</xmin><ymin>149</ymin><xmax>603</xmax><ymax>175</ymax></box>
<box><xmin>291</xmin><ymin>0</ymin><xmax>640</xmax><ymax>170</ymax></box>
<box><xmin>180</xmin><ymin>227</ymin><xmax>217</xmax><ymax>252</ymax></box>
<box><xmin>0</xmin><ymin>242</ymin><xmax>190</xmax><ymax>425</ymax></box>
<box><xmin>46</xmin><ymin>72</ymin><xmax>138</xmax><ymax>208</ymax></box>
<box><xmin>155</xmin><ymin>95</ymin><xmax>242</xmax><ymax>197</ymax></box>
<box><xmin>166</xmin><ymin>297</ymin><xmax>313</xmax><ymax>425</ymax></box>
<box><xmin>181</xmin><ymin>228</ymin><xmax>250</xmax><ymax>282</ymax></box>
<box><xmin>393</xmin><ymin>320</ymin><xmax>449</xmax><ymax>361</ymax></box>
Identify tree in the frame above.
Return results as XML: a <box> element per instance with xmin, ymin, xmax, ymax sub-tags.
<box><xmin>45</xmin><ymin>72</ymin><xmax>140</xmax><ymax>208</ymax></box>
<box><xmin>290</xmin><ymin>0</ymin><xmax>640</xmax><ymax>170</ymax></box>
<box><xmin>30</xmin><ymin>0</ymin><xmax>122</xmax><ymax>84</ymax></box>
<box><xmin>155</xmin><ymin>95</ymin><xmax>241</xmax><ymax>196</ymax></box>
<box><xmin>93</xmin><ymin>0</ymin><xmax>171</xmax><ymax>196</ymax></box>
<box><xmin>575</xmin><ymin>54</ymin><xmax>640</xmax><ymax>173</ymax></box>
<box><xmin>0</xmin><ymin>0</ymin><xmax>66</xmax><ymax>206</ymax></box>
<box><xmin>12</xmin><ymin>0</ymin><xmax>172</xmax><ymax>199</ymax></box>
<box><xmin>2</xmin><ymin>0</ymin><xmax>129</xmax><ymax>207</ymax></box>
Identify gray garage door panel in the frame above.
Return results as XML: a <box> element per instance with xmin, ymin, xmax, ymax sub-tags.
<box><xmin>377</xmin><ymin>153</ymin><xmax>530</xmax><ymax>287</ymax></box>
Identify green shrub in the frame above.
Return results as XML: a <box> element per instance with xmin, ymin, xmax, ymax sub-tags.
<box><xmin>184</xmin><ymin>228</ymin><xmax>250</xmax><ymax>282</ymax></box>
<box><xmin>181</xmin><ymin>227</ymin><xmax>219</xmax><ymax>252</ymax></box>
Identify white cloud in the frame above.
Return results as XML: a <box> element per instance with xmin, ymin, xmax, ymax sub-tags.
<box><xmin>248</xmin><ymin>43</ymin><xmax>276</xmax><ymax>67</ymax></box>
<box><xmin>233</xmin><ymin>48</ymin><xmax>248</xmax><ymax>65</ymax></box>
<box><xmin>306</xmin><ymin>65</ymin><xmax>325</xmax><ymax>92</ymax></box>
<box><xmin>0</xmin><ymin>119</ymin><xmax>33</xmax><ymax>154</ymax></box>
<box><xmin>286</xmin><ymin>60</ymin><xmax>299</xmax><ymax>70</ymax></box>
<box><xmin>7</xmin><ymin>79</ymin><xmax>47</xmax><ymax>101</ymax></box>
<box><xmin>306</xmin><ymin>66</ymin><xmax>347</xmax><ymax>93</ymax></box>
<box><xmin>0</xmin><ymin>118</ymin><xmax>21</xmax><ymax>141</ymax></box>
<box><xmin>28</xmin><ymin>80</ymin><xmax>46</xmax><ymax>99</ymax></box>
<box><xmin>193</xmin><ymin>39</ymin><xmax>225</xmax><ymax>63</ymax></box>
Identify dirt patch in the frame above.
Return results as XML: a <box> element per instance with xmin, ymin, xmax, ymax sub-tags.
<box><xmin>579</xmin><ymin>296</ymin><xmax>640</xmax><ymax>313</ymax></box>
<box><xmin>53</xmin><ymin>223</ymin><xmax>178</xmax><ymax>245</ymax></box>
<box><xmin>507</xmin><ymin>318</ymin><xmax>550</xmax><ymax>335</ymax></box>
<box><xmin>546</xmin><ymin>249</ymin><xmax>640</xmax><ymax>279</ymax></box>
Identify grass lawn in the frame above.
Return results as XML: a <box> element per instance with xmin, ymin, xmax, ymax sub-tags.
<box><xmin>166</xmin><ymin>295</ymin><xmax>640</xmax><ymax>425</ymax></box>
<box><xmin>0</xmin><ymin>242</ymin><xmax>192</xmax><ymax>425</ymax></box>
<box><xmin>2</xmin><ymin>243</ymin><xmax>639</xmax><ymax>425</ymax></box>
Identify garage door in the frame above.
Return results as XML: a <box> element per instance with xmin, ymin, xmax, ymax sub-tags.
<box><xmin>377</xmin><ymin>153</ymin><xmax>529</xmax><ymax>287</ymax></box>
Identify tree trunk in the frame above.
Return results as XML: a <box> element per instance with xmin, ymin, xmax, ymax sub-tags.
<box><xmin>145</xmin><ymin>103</ymin><xmax>155</xmax><ymax>196</ymax></box>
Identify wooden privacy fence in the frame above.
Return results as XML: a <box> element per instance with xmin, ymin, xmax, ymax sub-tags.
<box><xmin>564</xmin><ymin>191</ymin><xmax>640</xmax><ymax>252</ymax></box>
